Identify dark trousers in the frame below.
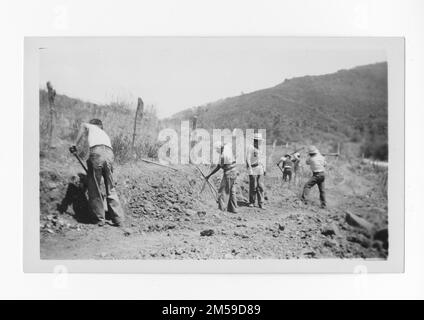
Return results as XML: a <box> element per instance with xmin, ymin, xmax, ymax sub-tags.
<box><xmin>249</xmin><ymin>174</ymin><xmax>264</xmax><ymax>205</ymax></box>
<box><xmin>217</xmin><ymin>171</ymin><xmax>238</xmax><ymax>213</ymax></box>
<box><xmin>301</xmin><ymin>172</ymin><xmax>326</xmax><ymax>207</ymax></box>
<box><xmin>283</xmin><ymin>168</ymin><xmax>292</xmax><ymax>182</ymax></box>
<box><xmin>87</xmin><ymin>145</ymin><xmax>124</xmax><ymax>225</ymax></box>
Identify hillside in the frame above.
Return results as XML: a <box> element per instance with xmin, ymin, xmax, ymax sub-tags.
<box><xmin>39</xmin><ymin>90</ymin><xmax>161</xmax><ymax>162</ymax></box>
<box><xmin>170</xmin><ymin>62</ymin><xmax>388</xmax><ymax>155</ymax></box>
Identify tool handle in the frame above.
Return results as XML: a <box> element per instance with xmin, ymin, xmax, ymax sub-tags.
<box><xmin>70</xmin><ymin>146</ymin><xmax>88</xmax><ymax>173</ymax></box>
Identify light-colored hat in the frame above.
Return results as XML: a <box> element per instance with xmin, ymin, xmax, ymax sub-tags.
<box><xmin>308</xmin><ymin>145</ymin><xmax>319</xmax><ymax>154</ymax></box>
<box><xmin>253</xmin><ymin>133</ymin><xmax>264</xmax><ymax>141</ymax></box>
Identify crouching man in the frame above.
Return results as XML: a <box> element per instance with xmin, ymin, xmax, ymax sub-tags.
<box><xmin>205</xmin><ymin>142</ymin><xmax>238</xmax><ymax>213</ymax></box>
<box><xmin>301</xmin><ymin>145</ymin><xmax>327</xmax><ymax>209</ymax></box>
<box><xmin>71</xmin><ymin>119</ymin><xmax>125</xmax><ymax>226</ymax></box>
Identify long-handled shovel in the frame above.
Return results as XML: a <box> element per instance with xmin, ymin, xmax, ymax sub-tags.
<box><xmin>276</xmin><ymin>164</ymin><xmax>284</xmax><ymax>176</ymax></box>
<box><xmin>69</xmin><ymin>146</ymin><xmax>88</xmax><ymax>173</ymax></box>
<box><xmin>69</xmin><ymin>146</ymin><xmax>107</xmax><ymax>210</ymax></box>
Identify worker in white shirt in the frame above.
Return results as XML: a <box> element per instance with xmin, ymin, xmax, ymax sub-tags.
<box><xmin>246</xmin><ymin>133</ymin><xmax>266</xmax><ymax>209</ymax></box>
<box><xmin>71</xmin><ymin>119</ymin><xmax>124</xmax><ymax>226</ymax></box>
<box><xmin>205</xmin><ymin>142</ymin><xmax>238</xmax><ymax>213</ymax></box>
<box><xmin>301</xmin><ymin>145</ymin><xmax>327</xmax><ymax>208</ymax></box>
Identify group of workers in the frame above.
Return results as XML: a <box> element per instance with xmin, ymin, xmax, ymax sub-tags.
<box><xmin>70</xmin><ymin>120</ymin><xmax>327</xmax><ymax>227</ymax></box>
<box><xmin>205</xmin><ymin>133</ymin><xmax>327</xmax><ymax>214</ymax></box>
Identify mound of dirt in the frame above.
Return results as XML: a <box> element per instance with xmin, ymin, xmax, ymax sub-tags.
<box><xmin>124</xmin><ymin>170</ymin><xmax>198</xmax><ymax>220</ymax></box>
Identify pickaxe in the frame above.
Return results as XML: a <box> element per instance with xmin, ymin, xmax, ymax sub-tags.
<box><xmin>193</xmin><ymin>165</ymin><xmax>218</xmax><ymax>201</ymax></box>
<box><xmin>289</xmin><ymin>147</ymin><xmax>304</xmax><ymax>156</ymax></box>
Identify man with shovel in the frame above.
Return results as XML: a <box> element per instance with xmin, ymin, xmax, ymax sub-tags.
<box><xmin>205</xmin><ymin>142</ymin><xmax>238</xmax><ymax>214</ymax></box>
<box><xmin>70</xmin><ymin>119</ymin><xmax>124</xmax><ymax>226</ymax></box>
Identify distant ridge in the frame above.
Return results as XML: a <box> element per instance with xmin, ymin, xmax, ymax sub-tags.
<box><xmin>170</xmin><ymin>62</ymin><xmax>388</xmax><ymax>145</ymax></box>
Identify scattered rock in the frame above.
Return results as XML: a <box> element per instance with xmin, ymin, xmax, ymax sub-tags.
<box><xmin>184</xmin><ymin>209</ymin><xmax>196</xmax><ymax>216</ymax></box>
<box><xmin>345</xmin><ymin>211</ymin><xmax>374</xmax><ymax>233</ymax></box>
<box><xmin>347</xmin><ymin>234</ymin><xmax>371</xmax><ymax>248</ymax></box>
<box><xmin>278</xmin><ymin>224</ymin><xmax>285</xmax><ymax>231</ymax></box>
<box><xmin>200</xmin><ymin>229</ymin><xmax>214</xmax><ymax>237</ymax></box>
<box><xmin>197</xmin><ymin>211</ymin><xmax>207</xmax><ymax>218</ymax></box>
<box><xmin>234</xmin><ymin>232</ymin><xmax>249</xmax><ymax>239</ymax></box>
<box><xmin>302</xmin><ymin>251</ymin><xmax>316</xmax><ymax>258</ymax></box>
<box><xmin>321</xmin><ymin>226</ymin><xmax>336</xmax><ymax>237</ymax></box>
<box><xmin>324</xmin><ymin>239</ymin><xmax>337</xmax><ymax>248</ymax></box>
<box><xmin>321</xmin><ymin>222</ymin><xmax>339</xmax><ymax>237</ymax></box>
<box><xmin>46</xmin><ymin>182</ymin><xmax>58</xmax><ymax>190</ymax></box>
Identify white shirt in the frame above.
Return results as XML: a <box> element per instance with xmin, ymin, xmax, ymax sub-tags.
<box><xmin>84</xmin><ymin>123</ymin><xmax>112</xmax><ymax>148</ymax></box>
<box><xmin>246</xmin><ymin>144</ymin><xmax>265</xmax><ymax>175</ymax></box>
<box><xmin>306</xmin><ymin>153</ymin><xmax>326</xmax><ymax>172</ymax></box>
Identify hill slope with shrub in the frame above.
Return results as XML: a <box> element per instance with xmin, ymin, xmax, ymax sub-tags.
<box><xmin>39</xmin><ymin>90</ymin><xmax>161</xmax><ymax>162</ymax></box>
<box><xmin>171</xmin><ymin>62</ymin><xmax>388</xmax><ymax>159</ymax></box>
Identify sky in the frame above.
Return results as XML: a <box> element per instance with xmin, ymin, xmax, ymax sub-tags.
<box><xmin>39</xmin><ymin>37</ymin><xmax>386</xmax><ymax>118</ymax></box>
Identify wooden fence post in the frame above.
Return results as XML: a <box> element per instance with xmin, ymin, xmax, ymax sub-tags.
<box><xmin>190</xmin><ymin>115</ymin><xmax>198</xmax><ymax>164</ymax></box>
<box><xmin>47</xmin><ymin>81</ymin><xmax>56</xmax><ymax>148</ymax></box>
<box><xmin>131</xmin><ymin>97</ymin><xmax>144</xmax><ymax>153</ymax></box>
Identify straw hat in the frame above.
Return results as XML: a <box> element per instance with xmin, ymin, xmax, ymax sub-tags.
<box><xmin>307</xmin><ymin>145</ymin><xmax>319</xmax><ymax>154</ymax></box>
<box><xmin>253</xmin><ymin>133</ymin><xmax>264</xmax><ymax>141</ymax></box>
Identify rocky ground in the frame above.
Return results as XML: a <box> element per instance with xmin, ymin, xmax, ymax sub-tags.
<box><xmin>40</xmin><ymin>145</ymin><xmax>388</xmax><ymax>260</ymax></box>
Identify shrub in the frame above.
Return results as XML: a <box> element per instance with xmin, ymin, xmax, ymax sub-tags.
<box><xmin>112</xmin><ymin>133</ymin><xmax>163</xmax><ymax>164</ymax></box>
<box><xmin>360</xmin><ymin>139</ymin><xmax>388</xmax><ymax>161</ymax></box>
<box><xmin>111</xmin><ymin>133</ymin><xmax>132</xmax><ymax>164</ymax></box>
<box><xmin>134</xmin><ymin>140</ymin><xmax>162</xmax><ymax>160</ymax></box>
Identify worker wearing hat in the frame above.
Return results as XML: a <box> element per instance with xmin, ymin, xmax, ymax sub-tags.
<box><xmin>277</xmin><ymin>154</ymin><xmax>294</xmax><ymax>182</ymax></box>
<box><xmin>246</xmin><ymin>133</ymin><xmax>266</xmax><ymax>209</ymax></box>
<box><xmin>301</xmin><ymin>145</ymin><xmax>327</xmax><ymax>208</ymax></box>
<box><xmin>205</xmin><ymin>142</ymin><xmax>238</xmax><ymax>213</ymax></box>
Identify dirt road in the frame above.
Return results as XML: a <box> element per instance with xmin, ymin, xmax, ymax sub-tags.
<box><xmin>40</xmin><ymin>156</ymin><xmax>388</xmax><ymax>260</ymax></box>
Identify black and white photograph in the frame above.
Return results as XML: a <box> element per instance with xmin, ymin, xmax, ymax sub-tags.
<box><xmin>23</xmin><ymin>37</ymin><xmax>404</xmax><ymax>272</ymax></box>
<box><xmin>5</xmin><ymin>0</ymin><xmax>424</xmax><ymax>303</ymax></box>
